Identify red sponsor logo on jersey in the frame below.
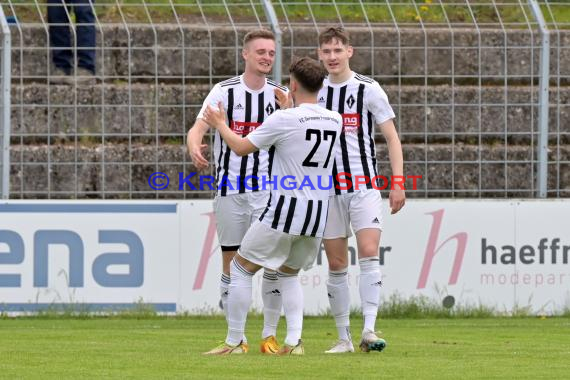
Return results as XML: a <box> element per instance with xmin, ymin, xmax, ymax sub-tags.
<box><xmin>231</xmin><ymin>121</ymin><xmax>261</xmax><ymax>137</ymax></box>
<box><xmin>342</xmin><ymin>113</ymin><xmax>360</xmax><ymax>134</ymax></box>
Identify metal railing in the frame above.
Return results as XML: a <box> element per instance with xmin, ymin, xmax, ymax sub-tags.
<box><xmin>0</xmin><ymin>4</ymin><xmax>10</xmax><ymax>199</ymax></box>
<box><xmin>528</xmin><ymin>0</ymin><xmax>550</xmax><ymax>198</ymax></box>
<box><xmin>0</xmin><ymin>0</ymin><xmax>568</xmax><ymax>199</ymax></box>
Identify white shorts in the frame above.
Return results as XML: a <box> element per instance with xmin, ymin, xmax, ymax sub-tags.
<box><xmin>239</xmin><ymin>221</ymin><xmax>322</xmax><ymax>271</ymax></box>
<box><xmin>323</xmin><ymin>189</ymin><xmax>383</xmax><ymax>239</ymax></box>
<box><xmin>214</xmin><ymin>191</ymin><xmax>270</xmax><ymax>250</ymax></box>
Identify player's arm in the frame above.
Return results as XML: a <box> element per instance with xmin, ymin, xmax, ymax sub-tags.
<box><xmin>187</xmin><ymin>84</ymin><xmax>226</xmax><ymax>169</ymax></box>
<box><xmin>379</xmin><ymin>119</ymin><xmax>406</xmax><ymax>214</ymax></box>
<box><xmin>203</xmin><ymin>102</ymin><xmax>258</xmax><ymax>157</ymax></box>
<box><xmin>186</xmin><ymin>119</ymin><xmax>209</xmax><ymax>169</ymax></box>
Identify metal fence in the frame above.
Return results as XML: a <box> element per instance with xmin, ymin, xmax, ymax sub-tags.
<box><xmin>0</xmin><ymin>0</ymin><xmax>568</xmax><ymax>199</ymax></box>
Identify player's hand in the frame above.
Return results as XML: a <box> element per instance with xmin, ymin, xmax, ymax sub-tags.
<box><xmin>389</xmin><ymin>188</ymin><xmax>406</xmax><ymax>214</ymax></box>
<box><xmin>189</xmin><ymin>143</ymin><xmax>209</xmax><ymax>170</ymax></box>
<box><xmin>275</xmin><ymin>88</ymin><xmax>293</xmax><ymax>109</ymax></box>
<box><xmin>203</xmin><ymin>102</ymin><xmax>226</xmax><ymax>129</ymax></box>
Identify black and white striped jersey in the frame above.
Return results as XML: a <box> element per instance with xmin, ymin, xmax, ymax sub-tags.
<box><xmin>317</xmin><ymin>72</ymin><xmax>395</xmax><ymax>194</ymax></box>
<box><xmin>197</xmin><ymin>75</ymin><xmax>288</xmax><ymax>196</ymax></box>
<box><xmin>247</xmin><ymin>103</ymin><xmax>342</xmax><ymax>237</ymax></box>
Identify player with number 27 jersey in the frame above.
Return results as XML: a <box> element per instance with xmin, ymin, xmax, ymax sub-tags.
<box><xmin>202</xmin><ymin>57</ymin><xmax>343</xmax><ymax>355</ymax></box>
<box><xmin>249</xmin><ymin>103</ymin><xmax>342</xmax><ymax>238</ymax></box>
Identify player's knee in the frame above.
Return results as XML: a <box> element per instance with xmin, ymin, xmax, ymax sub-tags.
<box><xmin>222</xmin><ymin>262</ymin><xmax>231</xmax><ymax>275</ymax></box>
<box><xmin>221</xmin><ymin>250</ymin><xmax>237</xmax><ymax>274</ymax></box>
<box><xmin>222</xmin><ymin>260</ymin><xmax>232</xmax><ymax>275</ymax></box>
<box><xmin>358</xmin><ymin>243</ymin><xmax>379</xmax><ymax>260</ymax></box>
<box><xmin>327</xmin><ymin>255</ymin><xmax>348</xmax><ymax>271</ymax></box>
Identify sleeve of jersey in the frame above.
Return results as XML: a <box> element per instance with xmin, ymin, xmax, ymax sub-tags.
<box><xmin>368</xmin><ymin>82</ymin><xmax>396</xmax><ymax>125</ymax></box>
<box><xmin>196</xmin><ymin>84</ymin><xmax>225</xmax><ymax>119</ymax></box>
<box><xmin>246</xmin><ymin>112</ymin><xmax>284</xmax><ymax>151</ymax></box>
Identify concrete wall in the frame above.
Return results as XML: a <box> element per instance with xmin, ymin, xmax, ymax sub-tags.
<box><xmin>9</xmin><ymin>143</ymin><xmax>570</xmax><ymax>198</ymax></box>
<box><xmin>11</xmin><ymin>84</ymin><xmax>570</xmax><ymax>142</ymax></box>
<box><xmin>10</xmin><ymin>26</ymin><xmax>570</xmax><ymax>83</ymax></box>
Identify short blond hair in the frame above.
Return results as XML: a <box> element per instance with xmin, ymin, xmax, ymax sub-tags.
<box><xmin>243</xmin><ymin>29</ymin><xmax>275</xmax><ymax>46</ymax></box>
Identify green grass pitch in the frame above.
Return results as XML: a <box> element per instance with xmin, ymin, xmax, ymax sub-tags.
<box><xmin>0</xmin><ymin>316</ymin><xmax>568</xmax><ymax>379</ymax></box>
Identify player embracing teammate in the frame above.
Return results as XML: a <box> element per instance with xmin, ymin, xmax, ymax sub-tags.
<box><xmin>203</xmin><ymin>56</ymin><xmax>342</xmax><ymax>355</ymax></box>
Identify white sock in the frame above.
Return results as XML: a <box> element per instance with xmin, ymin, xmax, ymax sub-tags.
<box><xmin>359</xmin><ymin>257</ymin><xmax>382</xmax><ymax>333</ymax></box>
<box><xmin>261</xmin><ymin>269</ymin><xmax>282</xmax><ymax>339</ymax></box>
<box><xmin>278</xmin><ymin>271</ymin><xmax>303</xmax><ymax>347</ymax></box>
<box><xmin>220</xmin><ymin>273</ymin><xmax>230</xmax><ymax>318</ymax></box>
<box><xmin>226</xmin><ymin>259</ymin><xmax>254</xmax><ymax>346</ymax></box>
<box><xmin>221</xmin><ymin>273</ymin><xmax>248</xmax><ymax>343</ymax></box>
<box><xmin>327</xmin><ymin>268</ymin><xmax>351</xmax><ymax>341</ymax></box>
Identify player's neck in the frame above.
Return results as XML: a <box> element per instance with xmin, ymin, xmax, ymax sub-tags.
<box><xmin>242</xmin><ymin>71</ymin><xmax>266</xmax><ymax>91</ymax></box>
<box><xmin>294</xmin><ymin>93</ymin><xmax>317</xmax><ymax>106</ymax></box>
<box><xmin>328</xmin><ymin>68</ymin><xmax>353</xmax><ymax>84</ymax></box>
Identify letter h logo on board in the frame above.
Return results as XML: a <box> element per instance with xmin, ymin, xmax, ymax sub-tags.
<box><xmin>417</xmin><ymin>209</ymin><xmax>468</xmax><ymax>289</ymax></box>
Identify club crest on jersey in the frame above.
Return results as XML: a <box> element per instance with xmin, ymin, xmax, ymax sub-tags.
<box><xmin>234</xmin><ymin>103</ymin><xmax>244</xmax><ymax>110</ymax></box>
<box><xmin>346</xmin><ymin>94</ymin><xmax>355</xmax><ymax>109</ymax></box>
<box><xmin>231</xmin><ymin>121</ymin><xmax>261</xmax><ymax>137</ymax></box>
<box><xmin>265</xmin><ymin>102</ymin><xmax>275</xmax><ymax>115</ymax></box>
<box><xmin>342</xmin><ymin>113</ymin><xmax>360</xmax><ymax>134</ymax></box>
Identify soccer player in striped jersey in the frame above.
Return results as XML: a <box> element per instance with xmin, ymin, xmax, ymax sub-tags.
<box><xmin>187</xmin><ymin>29</ymin><xmax>287</xmax><ymax>354</ymax></box>
<box><xmin>202</xmin><ymin>57</ymin><xmax>342</xmax><ymax>355</ymax></box>
<box><xmin>317</xmin><ymin>27</ymin><xmax>406</xmax><ymax>353</ymax></box>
